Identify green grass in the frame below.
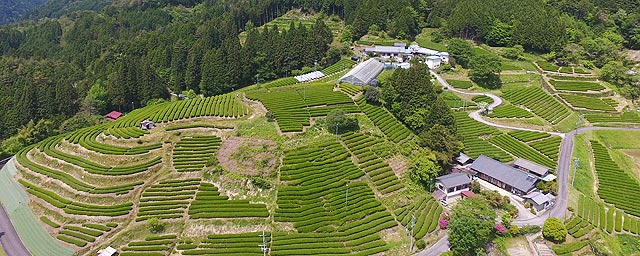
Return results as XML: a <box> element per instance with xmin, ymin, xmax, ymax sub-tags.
<box><xmin>487</xmin><ymin>104</ymin><xmax>534</xmax><ymax>118</ymax></box>
<box><xmin>501</xmin><ymin>62</ymin><xmax>522</xmax><ymax>70</ymax></box>
<box><xmin>617</xmin><ymin>234</ymin><xmax>640</xmax><ymax>256</ymax></box>
<box><xmin>414</xmin><ymin>28</ymin><xmax>447</xmax><ymax>52</ymax></box>
<box><xmin>550</xmin><ymin>80</ymin><xmax>605</xmax><ymax>91</ymax></box>
<box><xmin>548</xmin><ymin>75</ymin><xmax>597</xmax><ymax>81</ymax></box>
<box><xmin>558</xmin><ymin>66</ymin><xmax>573</xmax><ymax>74</ymax></box>
<box><xmin>447</xmin><ymin>79</ymin><xmax>474</xmax><ymax>89</ymax></box>
<box><xmin>559</xmin><ymin>94</ymin><xmax>616</xmax><ymax>111</ymax></box>
<box><xmin>537</xmin><ymin>61</ymin><xmax>559</xmax><ymax>72</ymax></box>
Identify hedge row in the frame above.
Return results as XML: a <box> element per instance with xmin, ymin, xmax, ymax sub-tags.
<box><xmin>165</xmin><ymin>123</ymin><xmax>233</xmax><ymax>131</ymax></box>
<box><xmin>340</xmin><ymin>132</ymin><xmax>403</xmax><ymax>195</ymax></box>
<box><xmin>57</xmin><ymin>235</ymin><xmax>87</xmax><ymax>247</ymax></box>
<box><xmin>490</xmin><ymin>134</ymin><xmax>556</xmax><ymax>168</ymax></box>
<box><xmin>40</xmin><ymin>137</ymin><xmax>161</xmax><ymax>176</ymax></box>
<box><xmin>17</xmin><ymin>146</ymin><xmax>142</xmax><ymax>194</ymax></box>
<box><xmin>356</xmin><ymin>98</ymin><xmax>412</xmax><ymax>143</ymax></box>
<box><xmin>40</xmin><ymin>216</ymin><xmax>60</xmax><ymax>228</ymax></box>
<box><xmin>507</xmin><ymin>86</ymin><xmax>571</xmax><ymax>124</ymax></box>
<box><xmin>19</xmin><ymin>179</ymin><xmax>132</xmax><ymax>217</ymax></box>
<box><xmin>591</xmin><ymin>141</ymin><xmax>640</xmax><ymax>216</ymax></box>
<box><xmin>65</xmin><ymin>125</ymin><xmax>161</xmax><ymax>155</ymax></box>
<box><xmin>173</xmin><ymin>136</ymin><xmax>221</xmax><ymax>172</ymax></box>
<box><xmin>136</xmin><ymin>179</ymin><xmax>200</xmax><ymax>221</ymax></box>
<box><xmin>454</xmin><ymin>111</ymin><xmax>512</xmax><ymax>161</ymax></box>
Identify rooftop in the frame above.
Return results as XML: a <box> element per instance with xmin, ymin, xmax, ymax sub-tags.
<box><xmin>104</xmin><ymin>111</ymin><xmax>122</xmax><ymax>120</ymax></box>
<box><xmin>339</xmin><ymin>59</ymin><xmax>384</xmax><ymax>86</ymax></box>
<box><xmin>455</xmin><ymin>153</ymin><xmax>473</xmax><ymax>165</ymax></box>
<box><xmin>523</xmin><ymin>191</ymin><xmax>555</xmax><ymax>205</ymax></box>
<box><xmin>471</xmin><ymin>155</ymin><xmax>538</xmax><ymax>193</ymax></box>
<box><xmin>364</xmin><ymin>46</ymin><xmax>405</xmax><ymax>54</ymax></box>
<box><xmin>436</xmin><ymin>172</ymin><xmax>471</xmax><ymax>189</ymax></box>
<box><xmin>513</xmin><ymin>158</ymin><xmax>550</xmax><ymax>176</ymax></box>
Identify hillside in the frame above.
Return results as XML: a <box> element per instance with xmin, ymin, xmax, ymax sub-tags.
<box><xmin>0</xmin><ymin>0</ymin><xmax>46</xmax><ymax>24</ymax></box>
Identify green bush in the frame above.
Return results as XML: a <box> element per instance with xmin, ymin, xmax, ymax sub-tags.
<box><xmin>57</xmin><ymin>235</ymin><xmax>87</xmax><ymax>247</ymax></box>
<box><xmin>40</xmin><ymin>216</ymin><xmax>60</xmax><ymax>228</ymax></box>
<box><xmin>520</xmin><ymin>225</ymin><xmax>541</xmax><ymax>234</ymax></box>
<box><xmin>416</xmin><ymin>239</ymin><xmax>426</xmax><ymax>249</ymax></box>
<box><xmin>543</xmin><ymin>217</ymin><xmax>567</xmax><ymax>243</ymax></box>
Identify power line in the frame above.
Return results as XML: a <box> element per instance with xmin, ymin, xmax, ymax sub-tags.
<box><xmin>259</xmin><ymin>230</ymin><xmax>269</xmax><ymax>256</ymax></box>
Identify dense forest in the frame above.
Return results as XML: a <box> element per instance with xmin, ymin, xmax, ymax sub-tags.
<box><xmin>1</xmin><ymin>0</ymin><xmax>639</xmax><ymax>158</ymax></box>
<box><xmin>0</xmin><ymin>0</ymin><xmax>47</xmax><ymax>24</ymax></box>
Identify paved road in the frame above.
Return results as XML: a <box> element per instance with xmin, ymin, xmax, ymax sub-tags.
<box><xmin>418</xmin><ymin>72</ymin><xmax>640</xmax><ymax>255</ymax></box>
<box><xmin>431</xmin><ymin>70</ymin><xmax>564</xmax><ymax>137</ymax></box>
<box><xmin>0</xmin><ymin>158</ymin><xmax>32</xmax><ymax>256</ymax></box>
<box><xmin>413</xmin><ymin>234</ymin><xmax>449</xmax><ymax>256</ymax></box>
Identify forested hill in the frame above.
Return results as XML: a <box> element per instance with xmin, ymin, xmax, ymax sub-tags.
<box><xmin>24</xmin><ymin>0</ymin><xmax>114</xmax><ymax>20</ymax></box>
<box><xmin>0</xmin><ymin>0</ymin><xmax>639</xmax><ymax>158</ymax></box>
<box><xmin>0</xmin><ymin>0</ymin><xmax>47</xmax><ymax>24</ymax></box>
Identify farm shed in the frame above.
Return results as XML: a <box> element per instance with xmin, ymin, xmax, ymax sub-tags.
<box><xmin>339</xmin><ymin>59</ymin><xmax>384</xmax><ymax>86</ymax></box>
<box><xmin>104</xmin><ymin>111</ymin><xmax>122</xmax><ymax>122</ymax></box>
<box><xmin>471</xmin><ymin>155</ymin><xmax>539</xmax><ymax>196</ymax></box>
<box><xmin>434</xmin><ymin>172</ymin><xmax>472</xmax><ymax>201</ymax></box>
<box><xmin>523</xmin><ymin>191</ymin><xmax>555</xmax><ymax>211</ymax></box>
<box><xmin>513</xmin><ymin>158</ymin><xmax>551</xmax><ymax>178</ymax></box>
<box><xmin>95</xmin><ymin>246</ymin><xmax>117</xmax><ymax>256</ymax></box>
<box><xmin>426</xmin><ymin>56</ymin><xmax>442</xmax><ymax>69</ymax></box>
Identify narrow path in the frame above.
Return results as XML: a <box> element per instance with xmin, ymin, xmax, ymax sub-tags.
<box><xmin>419</xmin><ymin>72</ymin><xmax>640</xmax><ymax>256</ymax></box>
<box><xmin>431</xmin><ymin>70</ymin><xmax>564</xmax><ymax>137</ymax></box>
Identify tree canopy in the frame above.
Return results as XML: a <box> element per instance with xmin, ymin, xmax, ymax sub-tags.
<box><xmin>448</xmin><ymin>197</ymin><xmax>497</xmax><ymax>255</ymax></box>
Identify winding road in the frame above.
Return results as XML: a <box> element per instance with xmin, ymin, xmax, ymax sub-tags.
<box><xmin>415</xmin><ymin>71</ymin><xmax>639</xmax><ymax>256</ymax></box>
<box><xmin>0</xmin><ymin>158</ymin><xmax>31</xmax><ymax>256</ymax></box>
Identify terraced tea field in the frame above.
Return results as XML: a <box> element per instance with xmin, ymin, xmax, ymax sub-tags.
<box><xmin>506</xmin><ymin>86</ymin><xmax>571</xmax><ymax>124</ymax></box>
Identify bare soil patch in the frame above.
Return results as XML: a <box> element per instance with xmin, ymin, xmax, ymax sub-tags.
<box><xmin>217</xmin><ymin>137</ymin><xmax>278</xmax><ymax>176</ymax></box>
<box><xmin>506</xmin><ymin>237</ymin><xmax>534</xmax><ymax>256</ymax></box>
<box><xmin>621</xmin><ymin>149</ymin><xmax>640</xmax><ymax>179</ymax></box>
<box><xmin>387</xmin><ymin>156</ymin><xmax>408</xmax><ymax>178</ymax></box>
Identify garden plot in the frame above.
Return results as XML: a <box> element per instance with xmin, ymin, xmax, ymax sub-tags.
<box><xmin>356</xmin><ymin>97</ymin><xmax>413</xmax><ymax>143</ymax></box>
<box><xmin>188</xmin><ymin>182</ymin><xmax>268</xmax><ymax>219</ymax></box>
<box><xmin>17</xmin><ymin>145</ymin><xmax>143</xmax><ymax>195</ymax></box>
<box><xmin>393</xmin><ymin>196</ymin><xmax>442</xmax><ymax>239</ymax></box>
<box><xmin>172</xmin><ymin>136</ymin><xmax>221</xmax><ymax>172</ymax></box>
<box><xmin>559</xmin><ymin>94</ymin><xmax>616</xmax><ymax>111</ymax></box>
<box><xmin>177</xmin><ymin>232</ymin><xmax>268</xmax><ymax>255</ymax></box>
<box><xmin>119</xmin><ymin>234</ymin><xmax>177</xmax><ymax>256</ymax></box>
<box><xmin>591</xmin><ymin>141</ymin><xmax>640</xmax><ymax>217</ymax></box>
<box><xmin>487</xmin><ymin>104</ymin><xmax>533</xmax><ymax>118</ymax></box>
<box><xmin>489</xmin><ymin>134</ymin><xmax>556</xmax><ymax>168</ymax></box>
<box><xmin>56</xmin><ymin>223</ymin><xmax>116</xmax><ymax>248</ymax></box>
<box><xmin>341</xmin><ymin>132</ymin><xmax>404</xmax><ymax>195</ymax></box>
<box><xmin>584</xmin><ymin>112</ymin><xmax>640</xmax><ymax>123</ymax></box>
<box><xmin>136</xmin><ymin>179</ymin><xmax>201</xmax><ymax>221</ymax></box>
<box><xmin>246</xmin><ymin>82</ymin><xmax>359</xmax><ymax>132</ymax></box>
<box><xmin>274</xmin><ymin>140</ymin><xmax>396</xmax><ymax>255</ymax></box>
<box><xmin>38</xmin><ymin>136</ymin><xmax>161</xmax><ymax>176</ymax></box>
<box><xmin>507</xmin><ymin>86</ymin><xmax>571</xmax><ymax>124</ymax></box>
<box><xmin>454</xmin><ymin>111</ymin><xmax>512</xmax><ymax>162</ymax></box>
<box><xmin>550</xmin><ymin>80</ymin><xmax>605</xmax><ymax>92</ymax></box>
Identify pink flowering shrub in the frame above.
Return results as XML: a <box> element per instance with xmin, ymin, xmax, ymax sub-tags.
<box><xmin>439</xmin><ymin>217</ymin><xmax>448</xmax><ymax>229</ymax></box>
<box><xmin>495</xmin><ymin>223</ymin><xmax>508</xmax><ymax>234</ymax></box>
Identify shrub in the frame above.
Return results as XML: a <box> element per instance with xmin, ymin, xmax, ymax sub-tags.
<box><xmin>146</xmin><ymin>218</ymin><xmax>165</xmax><ymax>233</ymax></box>
<box><xmin>416</xmin><ymin>239</ymin><xmax>426</xmax><ymax>250</ymax></box>
<box><xmin>509</xmin><ymin>225</ymin><xmax>520</xmax><ymax>235</ymax></box>
<box><xmin>520</xmin><ymin>225</ymin><xmax>541</xmax><ymax>234</ymax></box>
<box><xmin>543</xmin><ymin>217</ymin><xmax>567</xmax><ymax>243</ymax></box>
<box><xmin>524</xmin><ymin>202</ymin><xmax>530</xmax><ymax>208</ymax></box>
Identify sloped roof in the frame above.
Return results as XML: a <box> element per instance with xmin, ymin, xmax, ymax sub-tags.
<box><xmin>97</xmin><ymin>246</ymin><xmax>117</xmax><ymax>256</ymax></box>
<box><xmin>104</xmin><ymin>111</ymin><xmax>122</xmax><ymax>120</ymax></box>
<box><xmin>364</xmin><ymin>46</ymin><xmax>405</xmax><ymax>54</ymax></box>
<box><xmin>523</xmin><ymin>191</ymin><xmax>554</xmax><ymax>205</ymax></box>
<box><xmin>513</xmin><ymin>158</ymin><xmax>550</xmax><ymax>176</ymax></box>
<box><xmin>436</xmin><ymin>172</ymin><xmax>471</xmax><ymax>189</ymax></box>
<box><xmin>456</xmin><ymin>153</ymin><xmax>472</xmax><ymax>164</ymax></box>
<box><xmin>471</xmin><ymin>155</ymin><xmax>538</xmax><ymax>193</ymax></box>
<box><xmin>339</xmin><ymin>59</ymin><xmax>384</xmax><ymax>86</ymax></box>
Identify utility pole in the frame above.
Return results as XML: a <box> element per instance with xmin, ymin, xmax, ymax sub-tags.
<box><xmin>410</xmin><ymin>213</ymin><xmax>416</xmax><ymax>252</ymax></box>
<box><xmin>345</xmin><ymin>183</ymin><xmax>349</xmax><ymax>209</ymax></box>
<box><xmin>336</xmin><ymin>123</ymin><xmax>339</xmax><ymax>140</ymax></box>
<box><xmin>259</xmin><ymin>231</ymin><xmax>269</xmax><ymax>256</ymax></box>
<box><xmin>575</xmin><ymin>114</ymin><xmax>583</xmax><ymax>134</ymax></box>
<box><xmin>314</xmin><ymin>60</ymin><xmax>318</xmax><ymax>72</ymax></box>
<box><xmin>571</xmin><ymin>157</ymin><xmax>579</xmax><ymax>187</ymax></box>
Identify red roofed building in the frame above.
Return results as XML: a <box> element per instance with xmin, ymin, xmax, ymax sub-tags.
<box><xmin>104</xmin><ymin>111</ymin><xmax>122</xmax><ymax>122</ymax></box>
